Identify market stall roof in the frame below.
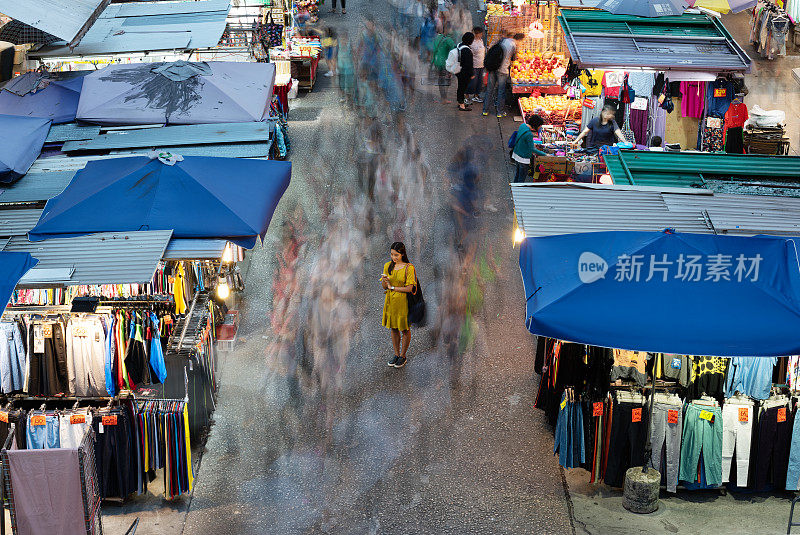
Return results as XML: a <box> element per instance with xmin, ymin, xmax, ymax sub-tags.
<box><xmin>689</xmin><ymin>0</ymin><xmax>757</xmax><ymax>14</ymax></box>
<box><xmin>604</xmin><ymin>151</ymin><xmax>800</xmax><ymax>195</ymax></box>
<box><xmin>558</xmin><ymin>9</ymin><xmax>751</xmax><ymax>72</ymax></box>
<box><xmin>0</xmin><ymin>0</ymin><xmax>109</xmax><ymax>45</ymax></box>
<box><xmin>594</xmin><ymin>0</ymin><xmax>689</xmax><ymax>18</ymax></box>
<box><xmin>162</xmin><ymin>239</ymin><xmax>227</xmax><ymax>261</ymax></box>
<box><xmin>520</xmin><ymin>231</ymin><xmax>800</xmax><ymax>356</ymax></box>
<box><xmin>28</xmin><ymin>0</ymin><xmax>230</xmax><ymax>58</ymax></box>
<box><xmin>511</xmin><ymin>183</ymin><xmax>800</xmax><ymax>238</ymax></box>
<box><xmin>3</xmin><ymin>230</ymin><xmax>172</xmax><ymax>287</ymax></box>
<box><xmin>27</xmin><ymin>155</ymin><xmax>291</xmax><ymax>248</ymax></box>
<box><xmin>0</xmin><ymin>115</ymin><xmax>51</xmax><ymax>184</ymax></box>
<box><xmin>0</xmin><ymin>172</ymin><xmax>73</xmax><ymax>205</ymax></box>
<box><xmin>0</xmin><ymin>72</ymin><xmax>86</xmax><ymax>124</ymax></box>
<box><xmin>0</xmin><ymin>252</ymin><xmax>37</xmax><ymax>313</ymax></box>
<box><xmin>76</xmin><ymin>62</ymin><xmax>276</xmax><ymax>126</ymax></box>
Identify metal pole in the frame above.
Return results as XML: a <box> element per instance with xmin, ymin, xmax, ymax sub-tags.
<box><xmin>642</xmin><ymin>367</ymin><xmax>656</xmax><ymax>473</ymax></box>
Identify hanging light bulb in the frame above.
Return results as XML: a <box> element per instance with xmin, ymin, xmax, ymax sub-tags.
<box><xmin>222</xmin><ymin>243</ymin><xmax>234</xmax><ymax>263</ymax></box>
<box><xmin>514</xmin><ymin>227</ymin><xmax>526</xmax><ymax>245</ymax></box>
<box><xmin>217</xmin><ymin>275</ymin><xmax>230</xmax><ymax>299</ymax></box>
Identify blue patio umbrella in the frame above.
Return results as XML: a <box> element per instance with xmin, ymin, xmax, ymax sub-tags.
<box><xmin>595</xmin><ymin>0</ymin><xmax>690</xmax><ymax>17</ymax></box>
<box><xmin>0</xmin><ymin>72</ymin><xmax>86</xmax><ymax>124</ymax></box>
<box><xmin>519</xmin><ymin>230</ymin><xmax>800</xmax><ymax>356</ymax></box>
<box><xmin>27</xmin><ymin>154</ymin><xmax>291</xmax><ymax>248</ymax></box>
<box><xmin>0</xmin><ymin>252</ymin><xmax>38</xmax><ymax>314</ymax></box>
<box><xmin>0</xmin><ymin>114</ymin><xmax>51</xmax><ymax>184</ymax></box>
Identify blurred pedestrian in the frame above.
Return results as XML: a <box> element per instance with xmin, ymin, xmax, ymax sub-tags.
<box><xmin>337</xmin><ymin>32</ymin><xmax>355</xmax><ymax>101</ymax></box>
<box><xmin>380</xmin><ymin>242</ymin><xmax>417</xmax><ymax>368</ymax></box>
<box><xmin>511</xmin><ymin>114</ymin><xmax>546</xmax><ymax>182</ymax></box>
<box><xmin>456</xmin><ymin>32</ymin><xmax>474</xmax><ymax>111</ymax></box>
<box><xmin>431</xmin><ymin>25</ymin><xmax>455</xmax><ymax>102</ymax></box>
<box><xmin>466</xmin><ymin>26</ymin><xmax>485</xmax><ymax>103</ymax></box>
<box><xmin>482</xmin><ymin>32</ymin><xmax>521</xmax><ymax>117</ymax></box>
<box><xmin>323</xmin><ymin>27</ymin><xmax>338</xmax><ymax>77</ymax></box>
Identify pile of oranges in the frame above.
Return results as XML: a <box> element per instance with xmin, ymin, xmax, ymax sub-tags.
<box><xmin>511</xmin><ymin>52</ymin><xmax>566</xmax><ymax>84</ymax></box>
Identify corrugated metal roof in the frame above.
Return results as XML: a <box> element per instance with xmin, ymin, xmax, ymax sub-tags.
<box><xmin>62</xmin><ymin>122</ymin><xmax>271</xmax><ymax>152</ymax></box>
<box><xmin>29</xmin><ymin>0</ymin><xmax>229</xmax><ymax>57</ymax></box>
<box><xmin>558</xmin><ymin>9</ymin><xmax>751</xmax><ymax>72</ymax></box>
<box><xmin>0</xmin><ymin>238</ymin><xmax>8</xmax><ymax>250</ymax></box>
<box><xmin>0</xmin><ymin>171</ymin><xmax>74</xmax><ymax>204</ymax></box>
<box><xmin>0</xmin><ymin>208</ymin><xmax>44</xmax><ymax>237</ymax></box>
<box><xmin>3</xmin><ymin>230</ymin><xmax>172</xmax><ymax>287</ymax></box>
<box><xmin>511</xmin><ymin>183</ymin><xmax>800</xmax><ymax>238</ymax></box>
<box><xmin>45</xmin><ymin>123</ymin><xmax>102</xmax><ymax>143</ymax></box>
<box><xmin>605</xmin><ymin>151</ymin><xmax>800</xmax><ymax>196</ymax></box>
<box><xmin>557</xmin><ymin>0</ymin><xmax>602</xmax><ymax>6</ymax></box>
<box><xmin>0</xmin><ymin>0</ymin><xmax>108</xmax><ymax>42</ymax></box>
<box><xmin>150</xmin><ymin>142</ymin><xmax>271</xmax><ymax>158</ymax></box>
<box><xmin>163</xmin><ymin>239</ymin><xmax>227</xmax><ymax>260</ymax></box>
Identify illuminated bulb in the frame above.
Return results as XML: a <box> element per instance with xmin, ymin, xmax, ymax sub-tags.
<box><xmin>514</xmin><ymin>227</ymin><xmax>526</xmax><ymax>245</ymax></box>
<box><xmin>217</xmin><ymin>276</ymin><xmax>230</xmax><ymax>299</ymax></box>
<box><xmin>599</xmin><ymin>174</ymin><xmax>613</xmax><ymax>185</ymax></box>
<box><xmin>222</xmin><ymin>243</ymin><xmax>234</xmax><ymax>263</ymax></box>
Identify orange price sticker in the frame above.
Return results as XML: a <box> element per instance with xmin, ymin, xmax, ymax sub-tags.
<box><xmin>30</xmin><ymin>415</ymin><xmax>46</xmax><ymax>427</ymax></box>
<box><xmin>0</xmin><ymin>412</ymin><xmax>8</xmax><ymax>424</ymax></box>
<box><xmin>778</xmin><ymin>408</ymin><xmax>787</xmax><ymax>423</ymax></box>
<box><xmin>593</xmin><ymin>402</ymin><xmax>604</xmax><ymax>417</ymax></box>
<box><xmin>70</xmin><ymin>415</ymin><xmax>86</xmax><ymax>425</ymax></box>
<box><xmin>631</xmin><ymin>408</ymin><xmax>642</xmax><ymax>423</ymax></box>
<box><xmin>738</xmin><ymin>407</ymin><xmax>749</xmax><ymax>423</ymax></box>
<box><xmin>582</xmin><ymin>98</ymin><xmax>595</xmax><ymax>109</ymax></box>
<box><xmin>714</xmin><ymin>88</ymin><xmax>727</xmax><ymax>98</ymax></box>
<box><xmin>102</xmin><ymin>415</ymin><xmax>118</xmax><ymax>426</ymax></box>
<box><xmin>667</xmin><ymin>410</ymin><xmax>679</xmax><ymax>424</ymax></box>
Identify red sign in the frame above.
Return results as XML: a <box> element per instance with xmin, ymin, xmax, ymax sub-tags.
<box><xmin>738</xmin><ymin>408</ymin><xmax>749</xmax><ymax>423</ymax></box>
<box><xmin>778</xmin><ymin>408</ymin><xmax>787</xmax><ymax>423</ymax></box>
<box><xmin>582</xmin><ymin>98</ymin><xmax>595</xmax><ymax>109</ymax></box>
<box><xmin>631</xmin><ymin>408</ymin><xmax>642</xmax><ymax>423</ymax></box>
<box><xmin>102</xmin><ymin>415</ymin><xmax>118</xmax><ymax>426</ymax></box>
<box><xmin>714</xmin><ymin>88</ymin><xmax>727</xmax><ymax>98</ymax></box>
<box><xmin>70</xmin><ymin>415</ymin><xmax>86</xmax><ymax>425</ymax></box>
<box><xmin>593</xmin><ymin>402</ymin><xmax>603</xmax><ymax>417</ymax></box>
<box><xmin>667</xmin><ymin>410</ymin><xmax>679</xmax><ymax>424</ymax></box>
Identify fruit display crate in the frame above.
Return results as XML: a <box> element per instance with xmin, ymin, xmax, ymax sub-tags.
<box><xmin>518</xmin><ymin>95</ymin><xmax>582</xmax><ymax>124</ymax></box>
<box><xmin>484</xmin><ymin>1</ymin><xmax>564</xmax><ymax>55</ymax></box>
<box><xmin>511</xmin><ymin>82</ymin><xmax>564</xmax><ymax>94</ymax></box>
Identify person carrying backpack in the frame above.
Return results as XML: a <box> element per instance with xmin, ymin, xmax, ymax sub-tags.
<box><xmin>449</xmin><ymin>32</ymin><xmax>475</xmax><ymax>111</ymax></box>
<box><xmin>482</xmin><ymin>32</ymin><xmax>522</xmax><ymax>117</ymax></box>
<box><xmin>431</xmin><ymin>24</ymin><xmax>455</xmax><ymax>102</ymax></box>
<box><xmin>510</xmin><ymin>114</ymin><xmax>546</xmax><ymax>182</ymax></box>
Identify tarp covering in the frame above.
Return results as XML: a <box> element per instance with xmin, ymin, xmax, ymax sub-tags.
<box><xmin>0</xmin><ymin>252</ymin><xmax>38</xmax><ymax>313</ymax></box>
<box><xmin>0</xmin><ymin>114</ymin><xmax>51</xmax><ymax>184</ymax></box>
<box><xmin>519</xmin><ymin>230</ymin><xmax>800</xmax><ymax>356</ymax></box>
<box><xmin>76</xmin><ymin>61</ymin><xmax>277</xmax><ymax>125</ymax></box>
<box><xmin>27</xmin><ymin>155</ymin><xmax>291</xmax><ymax>248</ymax></box>
<box><xmin>0</xmin><ymin>73</ymin><xmax>85</xmax><ymax>124</ymax></box>
<box><xmin>595</xmin><ymin>0</ymin><xmax>689</xmax><ymax>17</ymax></box>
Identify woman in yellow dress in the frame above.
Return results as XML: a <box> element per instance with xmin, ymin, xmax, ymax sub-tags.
<box><xmin>380</xmin><ymin>242</ymin><xmax>416</xmax><ymax>368</ymax></box>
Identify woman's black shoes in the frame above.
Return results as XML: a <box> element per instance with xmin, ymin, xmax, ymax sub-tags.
<box><xmin>394</xmin><ymin>356</ymin><xmax>407</xmax><ymax>368</ymax></box>
<box><xmin>389</xmin><ymin>355</ymin><xmax>399</xmax><ymax>367</ymax></box>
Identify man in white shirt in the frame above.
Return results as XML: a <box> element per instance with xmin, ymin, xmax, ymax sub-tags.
<box><xmin>467</xmin><ymin>26</ymin><xmax>486</xmax><ymax>103</ymax></box>
<box><xmin>482</xmin><ymin>32</ymin><xmax>521</xmax><ymax>117</ymax></box>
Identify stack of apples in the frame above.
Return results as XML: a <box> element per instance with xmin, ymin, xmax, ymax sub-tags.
<box><xmin>519</xmin><ymin>95</ymin><xmax>581</xmax><ymax>122</ymax></box>
<box><xmin>510</xmin><ymin>52</ymin><xmax>565</xmax><ymax>84</ymax></box>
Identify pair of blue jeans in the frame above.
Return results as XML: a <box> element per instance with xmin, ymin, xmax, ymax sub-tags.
<box><xmin>482</xmin><ymin>71</ymin><xmax>508</xmax><ymax>115</ymax></box>
<box><xmin>554</xmin><ymin>392</ymin><xmax>585</xmax><ymax>469</ymax></box>
<box><xmin>513</xmin><ymin>162</ymin><xmax>529</xmax><ymax>183</ymax></box>
<box><xmin>26</xmin><ymin>412</ymin><xmax>60</xmax><ymax>449</ymax></box>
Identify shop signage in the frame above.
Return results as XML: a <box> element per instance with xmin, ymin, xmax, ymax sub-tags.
<box><xmin>579</xmin><ymin>252</ymin><xmax>762</xmax><ymax>284</ymax></box>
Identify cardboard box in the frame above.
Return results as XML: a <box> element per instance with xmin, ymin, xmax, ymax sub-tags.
<box><xmin>536</xmin><ymin>155</ymin><xmax>568</xmax><ymax>175</ymax></box>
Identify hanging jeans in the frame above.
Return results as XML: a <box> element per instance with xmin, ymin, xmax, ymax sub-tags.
<box><xmin>679</xmin><ymin>404</ymin><xmax>723</xmax><ymax>487</ymax></box>
<box><xmin>754</xmin><ymin>404</ymin><xmax>792</xmax><ymax>489</ymax></box>
<box><xmin>721</xmin><ymin>402</ymin><xmax>753</xmax><ymax>487</ymax></box>
<box><xmin>27</xmin><ymin>322</ymin><xmax>68</xmax><ymax>396</ymax></box>
<box><xmin>649</xmin><ymin>402</ymin><xmax>682</xmax><ymax>493</ymax></box>
<box><xmin>785</xmin><ymin>409</ymin><xmax>800</xmax><ymax>490</ymax></box>
<box><xmin>554</xmin><ymin>393</ymin><xmax>585</xmax><ymax>469</ymax></box>
<box><xmin>26</xmin><ymin>412</ymin><xmax>60</xmax><ymax>449</ymax></box>
<box><xmin>605</xmin><ymin>400</ymin><xmax>649</xmax><ymax>487</ymax></box>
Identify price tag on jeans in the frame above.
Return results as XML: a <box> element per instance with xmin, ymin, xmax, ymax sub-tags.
<box><xmin>102</xmin><ymin>415</ymin><xmax>118</xmax><ymax>426</ymax></box>
<box><xmin>778</xmin><ymin>408</ymin><xmax>787</xmax><ymax>423</ymax></box>
<box><xmin>33</xmin><ymin>325</ymin><xmax>44</xmax><ymax>354</ymax></box>
<box><xmin>667</xmin><ymin>410</ymin><xmax>679</xmax><ymax>424</ymax></box>
<box><xmin>699</xmin><ymin>410</ymin><xmax>714</xmax><ymax>422</ymax></box>
<box><xmin>631</xmin><ymin>408</ymin><xmax>642</xmax><ymax>423</ymax></box>
<box><xmin>593</xmin><ymin>402</ymin><xmax>603</xmax><ymax>417</ymax></box>
<box><xmin>30</xmin><ymin>415</ymin><xmax>46</xmax><ymax>426</ymax></box>
<box><xmin>560</xmin><ymin>399</ymin><xmax>567</xmax><ymax>410</ymax></box>
<box><xmin>0</xmin><ymin>411</ymin><xmax>9</xmax><ymax>424</ymax></box>
<box><xmin>70</xmin><ymin>414</ymin><xmax>86</xmax><ymax>425</ymax></box>
<box><xmin>582</xmin><ymin>98</ymin><xmax>595</xmax><ymax>109</ymax></box>
<box><xmin>738</xmin><ymin>407</ymin><xmax>749</xmax><ymax>422</ymax></box>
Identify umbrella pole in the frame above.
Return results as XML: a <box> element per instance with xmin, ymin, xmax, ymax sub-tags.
<box><xmin>622</xmin><ymin>365</ymin><xmax>660</xmax><ymax>514</ymax></box>
<box><xmin>643</xmin><ymin>368</ymin><xmax>655</xmax><ymax>473</ymax></box>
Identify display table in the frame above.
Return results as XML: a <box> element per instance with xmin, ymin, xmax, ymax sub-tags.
<box><xmin>290</xmin><ymin>57</ymin><xmax>319</xmax><ymax>91</ymax></box>
<box><xmin>273</xmin><ymin>79</ymin><xmax>292</xmax><ymax>114</ymax></box>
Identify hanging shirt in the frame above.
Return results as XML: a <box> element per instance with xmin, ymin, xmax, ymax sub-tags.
<box><xmin>579</xmin><ymin>69</ymin><xmax>604</xmax><ymax>97</ymax></box>
<box><xmin>654</xmin><ymin>354</ymin><xmax>690</xmax><ymax>387</ymax></box>
<box><xmin>174</xmin><ymin>264</ymin><xmax>187</xmax><ymax>315</ymax></box>
<box><xmin>610</xmin><ymin>349</ymin><xmax>648</xmax><ymax>386</ymax></box>
<box><xmin>602</xmin><ymin>70</ymin><xmax>624</xmax><ymax>98</ymax></box>
<box><xmin>687</xmin><ymin>356</ymin><xmax>728</xmax><ymax>399</ymax></box>
<box><xmin>724</xmin><ymin>101</ymin><xmax>748</xmax><ymax>129</ymax></box>
<box><xmin>705</xmin><ymin>78</ymin><xmax>735</xmax><ymax>117</ymax></box>
<box><xmin>679</xmin><ymin>81</ymin><xmax>705</xmax><ymax>118</ymax></box>
<box><xmin>725</xmin><ymin>356</ymin><xmax>777</xmax><ymax>400</ymax></box>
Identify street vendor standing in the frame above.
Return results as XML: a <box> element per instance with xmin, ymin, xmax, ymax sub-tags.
<box><xmin>571</xmin><ymin>104</ymin><xmax>625</xmax><ymax>153</ymax></box>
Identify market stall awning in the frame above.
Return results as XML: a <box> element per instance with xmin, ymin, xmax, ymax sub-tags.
<box><xmin>27</xmin><ymin>155</ymin><xmax>291</xmax><ymax>248</ymax></box>
<box><xmin>3</xmin><ymin>230</ymin><xmax>171</xmax><ymax>288</ymax></box>
<box><xmin>520</xmin><ymin>230</ymin><xmax>800</xmax><ymax>356</ymax></box>
<box><xmin>0</xmin><ymin>252</ymin><xmax>37</xmax><ymax>313</ymax></box>
<box><xmin>604</xmin><ymin>151</ymin><xmax>800</xmax><ymax>194</ymax></box>
<box><xmin>558</xmin><ymin>9</ymin><xmax>751</xmax><ymax>72</ymax></box>
<box><xmin>511</xmin><ymin>183</ymin><xmax>800</xmax><ymax>238</ymax></box>
<box><xmin>76</xmin><ymin>61</ymin><xmax>276</xmax><ymax>125</ymax></box>
<box><xmin>595</xmin><ymin>0</ymin><xmax>689</xmax><ymax>17</ymax></box>
<box><xmin>0</xmin><ymin>0</ymin><xmax>109</xmax><ymax>46</ymax></box>
<box><xmin>0</xmin><ymin>73</ymin><xmax>86</xmax><ymax>124</ymax></box>
<box><xmin>0</xmin><ymin>115</ymin><xmax>51</xmax><ymax>184</ymax></box>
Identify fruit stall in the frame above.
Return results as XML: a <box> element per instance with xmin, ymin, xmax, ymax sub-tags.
<box><xmin>509</xmin><ymin>52</ymin><xmax>567</xmax><ymax>94</ymax></box>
